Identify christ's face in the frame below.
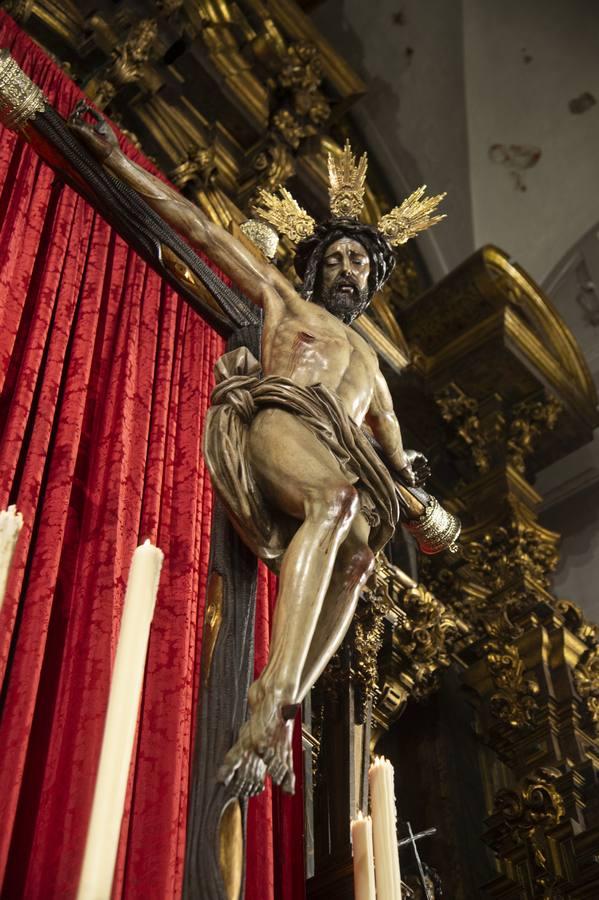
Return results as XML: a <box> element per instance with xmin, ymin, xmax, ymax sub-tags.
<box><xmin>316</xmin><ymin>237</ymin><xmax>371</xmax><ymax>324</ymax></box>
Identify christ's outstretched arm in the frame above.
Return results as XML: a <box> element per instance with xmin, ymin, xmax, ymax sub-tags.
<box><xmin>69</xmin><ymin>112</ymin><xmax>291</xmax><ymax>310</ymax></box>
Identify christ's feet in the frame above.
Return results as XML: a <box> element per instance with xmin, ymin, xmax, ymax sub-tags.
<box><xmin>217</xmin><ymin>682</ymin><xmax>296</xmax><ymax>798</ymax></box>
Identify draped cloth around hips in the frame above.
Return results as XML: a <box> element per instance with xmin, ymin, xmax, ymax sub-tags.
<box><xmin>203</xmin><ymin>347</ymin><xmax>401</xmax><ymax>569</ymax></box>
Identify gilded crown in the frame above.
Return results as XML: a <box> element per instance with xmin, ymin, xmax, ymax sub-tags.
<box><xmin>327</xmin><ymin>141</ymin><xmax>368</xmax><ymax>219</ymax></box>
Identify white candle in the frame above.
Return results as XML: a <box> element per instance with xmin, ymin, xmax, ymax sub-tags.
<box><xmin>76</xmin><ymin>539</ymin><xmax>164</xmax><ymax>900</ymax></box>
<box><xmin>369</xmin><ymin>756</ymin><xmax>402</xmax><ymax>900</ymax></box>
<box><xmin>0</xmin><ymin>505</ymin><xmax>23</xmax><ymax>616</ymax></box>
<box><xmin>351</xmin><ymin>811</ymin><xmax>376</xmax><ymax>900</ymax></box>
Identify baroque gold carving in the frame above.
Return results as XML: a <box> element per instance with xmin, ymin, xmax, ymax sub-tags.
<box><xmin>574</xmin><ymin>644</ymin><xmax>599</xmax><ymax>734</ymax></box>
<box><xmin>394</xmin><ymin>581</ymin><xmax>462</xmax><ymax>700</ymax></box>
<box><xmin>494</xmin><ymin>766</ymin><xmax>565</xmax><ymax>836</ymax></box>
<box><xmin>353</xmin><ymin>574</ymin><xmax>390</xmax><ymax>712</ymax></box>
<box><xmin>483</xmin><ymin>608</ymin><xmax>539</xmax><ymax>730</ymax></box>
<box><xmin>435</xmin><ymin>383</ymin><xmax>495</xmax><ymax>473</ymax></box>
<box><xmin>169</xmin><ymin>143</ymin><xmax>218</xmax><ymax>189</ymax></box>
<box><xmin>463</xmin><ymin>519</ymin><xmax>559</xmax><ymax>592</ymax></box>
<box><xmin>86</xmin><ymin>18</ymin><xmax>159</xmax><ymax>109</ymax></box>
<box><xmin>507</xmin><ymin>395</ymin><xmax>562</xmax><ymax>474</ymax></box>
<box><xmin>272</xmin><ymin>41</ymin><xmax>330</xmax><ymax>149</ymax></box>
<box><xmin>249</xmin><ymin>137</ymin><xmax>295</xmax><ymax>195</ymax></box>
<box><xmin>486</xmin><ymin>768</ymin><xmax>570</xmax><ymax>898</ymax></box>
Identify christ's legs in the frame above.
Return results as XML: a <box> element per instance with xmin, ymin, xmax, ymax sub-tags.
<box><xmin>297</xmin><ymin>512</ymin><xmax>374</xmax><ymax>699</ymax></box>
<box><xmin>265</xmin><ymin>514</ymin><xmax>374</xmax><ymax>794</ymax></box>
<box><xmin>218</xmin><ymin>408</ymin><xmax>364</xmax><ymax>796</ymax></box>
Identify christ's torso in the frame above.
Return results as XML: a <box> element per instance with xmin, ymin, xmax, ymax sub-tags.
<box><xmin>260</xmin><ymin>285</ymin><xmax>378</xmax><ymax>425</ymax></box>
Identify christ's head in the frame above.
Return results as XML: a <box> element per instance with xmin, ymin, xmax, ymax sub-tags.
<box><xmin>294</xmin><ymin>218</ymin><xmax>395</xmax><ymax>324</ymax></box>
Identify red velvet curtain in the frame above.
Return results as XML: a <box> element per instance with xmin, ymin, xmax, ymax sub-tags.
<box><xmin>0</xmin><ymin>14</ymin><xmax>304</xmax><ymax>899</ymax></box>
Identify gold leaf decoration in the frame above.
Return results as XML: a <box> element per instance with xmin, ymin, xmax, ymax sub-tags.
<box><xmin>327</xmin><ymin>140</ymin><xmax>367</xmax><ymax>219</ymax></box>
<box><xmin>378</xmin><ymin>185</ymin><xmax>446</xmax><ymax>245</ymax></box>
<box><xmin>253</xmin><ymin>186</ymin><xmax>316</xmax><ymax>243</ymax></box>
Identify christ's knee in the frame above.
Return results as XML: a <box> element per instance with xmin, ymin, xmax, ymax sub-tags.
<box><xmin>305</xmin><ymin>483</ymin><xmax>359</xmax><ymax>530</ymax></box>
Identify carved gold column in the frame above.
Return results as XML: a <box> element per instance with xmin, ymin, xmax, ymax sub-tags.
<box><xmin>399</xmin><ymin>246</ymin><xmax>599</xmax><ymax>898</ymax></box>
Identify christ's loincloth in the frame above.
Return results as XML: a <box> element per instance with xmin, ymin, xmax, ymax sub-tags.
<box><xmin>203</xmin><ymin>347</ymin><xmax>402</xmax><ymax>571</ymax></box>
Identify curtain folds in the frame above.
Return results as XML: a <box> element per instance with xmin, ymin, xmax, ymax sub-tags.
<box><xmin>0</xmin><ymin>13</ymin><xmax>303</xmax><ymax>899</ymax></box>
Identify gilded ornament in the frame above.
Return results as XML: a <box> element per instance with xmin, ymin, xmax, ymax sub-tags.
<box><xmin>272</xmin><ymin>108</ymin><xmax>304</xmax><ymax>148</ymax></box>
<box><xmin>507</xmin><ymin>394</ymin><xmax>562</xmax><ymax>474</ymax></box>
<box><xmin>278</xmin><ymin>41</ymin><xmax>322</xmax><ymax>92</ymax></box>
<box><xmin>327</xmin><ymin>140</ymin><xmax>368</xmax><ymax>219</ymax></box>
<box><xmin>393</xmin><ymin>581</ymin><xmax>462</xmax><ymax>700</ymax></box>
<box><xmin>494</xmin><ymin>767</ymin><xmax>565</xmax><ymax>833</ymax></box>
<box><xmin>85</xmin><ymin>18</ymin><xmax>158</xmax><ymax>109</ymax></box>
<box><xmin>378</xmin><ymin>185</ymin><xmax>446</xmax><ymax>246</ymax></box>
<box><xmin>0</xmin><ymin>50</ymin><xmax>46</xmax><ymax>131</ymax></box>
<box><xmin>485</xmin><ymin>767</ymin><xmax>571</xmax><ymax>897</ymax></box>
<box><xmin>239</xmin><ymin>220</ymin><xmax>279</xmax><ymax>260</ymax></box>
<box><xmin>463</xmin><ymin>520</ymin><xmax>559</xmax><ymax>593</ymax></box>
<box><xmin>253</xmin><ymin>186</ymin><xmax>315</xmax><ymax>243</ymax></box>
<box><xmin>486</xmin><ymin>639</ymin><xmax>539</xmax><ymax>731</ymax></box>
<box><xmin>403</xmin><ymin>496</ymin><xmax>461</xmax><ymax>555</ymax></box>
<box><xmin>574</xmin><ymin>644</ymin><xmax>599</xmax><ymax>734</ymax></box>
<box><xmin>169</xmin><ymin>143</ymin><xmax>217</xmax><ymax>189</ymax></box>
<box><xmin>255</xmin><ymin>139</ymin><xmax>445</xmax><ymax>251</ymax></box>
<box><xmin>352</xmin><ymin>573</ymin><xmax>390</xmax><ymax>714</ymax></box>
<box><xmin>435</xmin><ymin>383</ymin><xmax>497</xmax><ymax>473</ymax></box>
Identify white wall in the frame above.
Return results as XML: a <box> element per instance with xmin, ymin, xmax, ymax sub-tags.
<box><xmin>313</xmin><ymin>0</ymin><xmax>599</xmax><ymax>285</ymax></box>
<box><xmin>310</xmin><ymin>0</ymin><xmax>474</xmax><ymax>280</ymax></box>
<box><xmin>463</xmin><ymin>0</ymin><xmax>599</xmax><ymax>284</ymax></box>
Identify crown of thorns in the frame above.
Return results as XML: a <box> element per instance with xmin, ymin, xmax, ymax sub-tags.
<box><xmin>253</xmin><ymin>141</ymin><xmax>446</xmax><ymax>250</ymax></box>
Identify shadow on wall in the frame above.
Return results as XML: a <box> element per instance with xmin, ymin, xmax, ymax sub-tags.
<box><xmin>309</xmin><ymin>0</ymin><xmax>428</xmax><ymax>199</ymax></box>
<box><xmin>541</xmin><ymin>479</ymin><xmax>599</xmax><ymax>624</ymax></box>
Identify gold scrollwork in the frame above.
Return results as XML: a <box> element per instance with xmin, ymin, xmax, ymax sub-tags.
<box><xmin>435</xmin><ymin>383</ymin><xmax>493</xmax><ymax>473</ymax></box>
<box><xmin>462</xmin><ymin>518</ymin><xmax>559</xmax><ymax>593</ymax></box>
<box><xmin>393</xmin><ymin>582</ymin><xmax>462</xmax><ymax>700</ymax></box>
<box><xmin>353</xmin><ymin>570</ymin><xmax>391</xmax><ymax>713</ymax></box>
<box><xmin>574</xmin><ymin>644</ymin><xmax>599</xmax><ymax>734</ymax></box>
<box><xmin>483</xmin><ymin>609</ymin><xmax>539</xmax><ymax>731</ymax></box>
<box><xmin>494</xmin><ymin>766</ymin><xmax>565</xmax><ymax>835</ymax></box>
<box><xmin>507</xmin><ymin>394</ymin><xmax>562</xmax><ymax>474</ymax></box>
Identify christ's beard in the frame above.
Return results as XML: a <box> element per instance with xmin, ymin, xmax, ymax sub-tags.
<box><xmin>317</xmin><ymin>278</ymin><xmax>371</xmax><ymax>324</ymax></box>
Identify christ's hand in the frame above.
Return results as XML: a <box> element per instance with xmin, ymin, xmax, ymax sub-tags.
<box><xmin>399</xmin><ymin>449</ymin><xmax>430</xmax><ymax>487</ymax></box>
<box><xmin>68</xmin><ymin>102</ymin><xmax>120</xmax><ymax>161</ymax></box>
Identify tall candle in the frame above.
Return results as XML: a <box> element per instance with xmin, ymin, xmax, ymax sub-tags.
<box><xmin>0</xmin><ymin>505</ymin><xmax>23</xmax><ymax>615</ymax></box>
<box><xmin>351</xmin><ymin>811</ymin><xmax>376</xmax><ymax>900</ymax></box>
<box><xmin>369</xmin><ymin>755</ymin><xmax>402</xmax><ymax>900</ymax></box>
<box><xmin>77</xmin><ymin>539</ymin><xmax>164</xmax><ymax>900</ymax></box>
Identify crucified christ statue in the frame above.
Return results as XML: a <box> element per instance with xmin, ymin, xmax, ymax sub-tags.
<box><xmin>70</xmin><ymin>113</ymin><xmax>456</xmax><ymax>800</ymax></box>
